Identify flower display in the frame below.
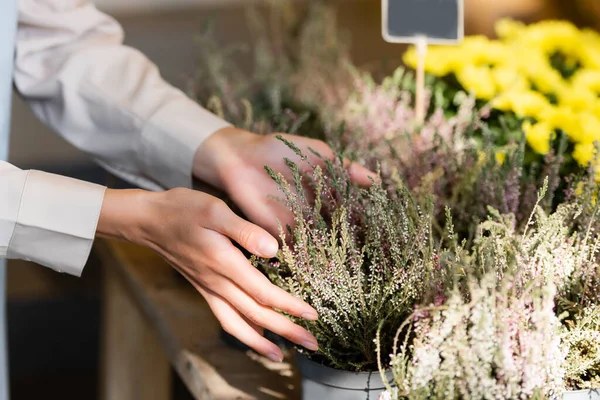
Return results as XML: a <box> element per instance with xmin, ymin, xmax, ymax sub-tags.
<box><xmin>404</xmin><ymin>19</ymin><xmax>600</xmax><ymax>174</ymax></box>
<box><xmin>191</xmin><ymin>3</ymin><xmax>600</xmax><ymax>397</ymax></box>
<box><xmin>381</xmin><ymin>183</ymin><xmax>600</xmax><ymax>399</ymax></box>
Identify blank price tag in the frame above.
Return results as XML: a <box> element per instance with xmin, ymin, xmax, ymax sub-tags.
<box><xmin>382</xmin><ymin>0</ymin><xmax>463</xmax><ymax>123</ymax></box>
<box><xmin>382</xmin><ymin>0</ymin><xmax>464</xmax><ymax>45</ymax></box>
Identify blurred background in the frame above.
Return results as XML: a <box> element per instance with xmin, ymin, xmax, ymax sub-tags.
<box><xmin>6</xmin><ymin>0</ymin><xmax>600</xmax><ymax>399</ymax></box>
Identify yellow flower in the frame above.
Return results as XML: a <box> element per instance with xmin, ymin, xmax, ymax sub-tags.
<box><xmin>524</xmin><ymin>63</ymin><xmax>567</xmax><ymax>94</ymax></box>
<box><xmin>476</xmin><ymin>150</ymin><xmax>487</xmax><ymax>166</ymax></box>
<box><xmin>507</xmin><ymin>50</ymin><xmax>566</xmax><ymax>94</ymax></box>
<box><xmin>492</xmin><ymin>90</ymin><xmax>551</xmax><ymax>119</ymax></box>
<box><xmin>577</xmin><ymin>113</ymin><xmax>600</xmax><ymax>144</ymax></box>
<box><xmin>579</xmin><ymin>29</ymin><xmax>600</xmax><ymax>69</ymax></box>
<box><xmin>512</xmin><ymin>92</ymin><xmax>552</xmax><ymax>119</ymax></box>
<box><xmin>593</xmin><ymin>101</ymin><xmax>600</xmax><ymax>120</ymax></box>
<box><xmin>523</xmin><ymin>120</ymin><xmax>554</xmax><ymax>155</ymax></box>
<box><xmin>571</xmin><ymin>69</ymin><xmax>600</xmax><ymax>94</ymax></box>
<box><xmin>518</xmin><ymin>20</ymin><xmax>580</xmax><ymax>56</ymax></box>
<box><xmin>495</xmin><ymin>151</ymin><xmax>506</xmax><ymax>165</ymax></box>
<box><xmin>403</xmin><ymin>47</ymin><xmax>458</xmax><ymax>77</ymax></box>
<box><xmin>573</xmin><ymin>141</ymin><xmax>600</xmax><ymax>183</ymax></box>
<box><xmin>461</xmin><ymin>36</ymin><xmax>508</xmax><ymax>65</ymax></box>
<box><xmin>558</xmin><ymin>86</ymin><xmax>598</xmax><ymax>112</ymax></box>
<box><xmin>539</xmin><ymin>106</ymin><xmax>581</xmax><ymax>140</ymax></box>
<box><xmin>491</xmin><ymin>67</ymin><xmax>528</xmax><ymax>93</ymax></box>
<box><xmin>495</xmin><ymin>19</ymin><xmax>525</xmax><ymax>41</ymax></box>
<box><xmin>455</xmin><ymin>65</ymin><xmax>496</xmax><ymax>100</ymax></box>
<box><xmin>573</xmin><ymin>142</ymin><xmax>597</xmax><ymax>166</ymax></box>
<box><xmin>575</xmin><ymin>181</ymin><xmax>599</xmax><ymax>202</ymax></box>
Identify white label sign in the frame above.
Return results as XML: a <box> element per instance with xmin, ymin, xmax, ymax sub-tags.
<box><xmin>382</xmin><ymin>0</ymin><xmax>464</xmax><ymax>44</ymax></box>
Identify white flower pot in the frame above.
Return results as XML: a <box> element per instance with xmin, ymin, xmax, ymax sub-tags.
<box><xmin>296</xmin><ymin>353</ymin><xmax>394</xmax><ymax>400</ymax></box>
<box><xmin>563</xmin><ymin>389</ymin><xmax>600</xmax><ymax>399</ymax></box>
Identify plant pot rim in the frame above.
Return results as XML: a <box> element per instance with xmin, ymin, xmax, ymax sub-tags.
<box><xmin>563</xmin><ymin>388</ymin><xmax>600</xmax><ymax>399</ymax></box>
<box><xmin>296</xmin><ymin>352</ymin><xmax>393</xmax><ymax>390</ymax></box>
<box><xmin>565</xmin><ymin>388</ymin><xmax>600</xmax><ymax>394</ymax></box>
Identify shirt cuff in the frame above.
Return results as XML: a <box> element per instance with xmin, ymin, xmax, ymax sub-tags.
<box><xmin>7</xmin><ymin>171</ymin><xmax>106</xmax><ymax>277</ymax></box>
<box><xmin>139</xmin><ymin>95</ymin><xmax>231</xmax><ymax>190</ymax></box>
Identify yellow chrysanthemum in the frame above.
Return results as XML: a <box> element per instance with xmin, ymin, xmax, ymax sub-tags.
<box><xmin>492</xmin><ymin>90</ymin><xmax>551</xmax><ymax>119</ymax></box>
<box><xmin>579</xmin><ymin>30</ymin><xmax>600</xmax><ymax>69</ymax></box>
<box><xmin>495</xmin><ymin>19</ymin><xmax>525</xmax><ymax>41</ymax></box>
<box><xmin>491</xmin><ymin>67</ymin><xmax>529</xmax><ymax>93</ymax></box>
<box><xmin>476</xmin><ymin>150</ymin><xmax>487</xmax><ymax>166</ymax></box>
<box><xmin>524</xmin><ymin>63</ymin><xmax>567</xmax><ymax>94</ymax></box>
<box><xmin>573</xmin><ymin>142</ymin><xmax>600</xmax><ymax>183</ymax></box>
<box><xmin>403</xmin><ymin>47</ymin><xmax>458</xmax><ymax>77</ymax></box>
<box><xmin>455</xmin><ymin>65</ymin><xmax>496</xmax><ymax>100</ymax></box>
<box><xmin>574</xmin><ymin>181</ymin><xmax>599</xmax><ymax>202</ymax></box>
<box><xmin>593</xmin><ymin>101</ymin><xmax>600</xmax><ymax>120</ymax></box>
<box><xmin>575</xmin><ymin>181</ymin><xmax>585</xmax><ymax>196</ymax></box>
<box><xmin>577</xmin><ymin>113</ymin><xmax>600</xmax><ymax>144</ymax></box>
<box><xmin>518</xmin><ymin>20</ymin><xmax>580</xmax><ymax>56</ymax></box>
<box><xmin>523</xmin><ymin>120</ymin><xmax>554</xmax><ymax>155</ymax></box>
<box><xmin>505</xmin><ymin>50</ymin><xmax>565</xmax><ymax>94</ymax></box>
<box><xmin>558</xmin><ymin>86</ymin><xmax>598</xmax><ymax>112</ymax></box>
<box><xmin>571</xmin><ymin>69</ymin><xmax>600</xmax><ymax>94</ymax></box>
<box><xmin>461</xmin><ymin>36</ymin><xmax>508</xmax><ymax>65</ymax></box>
<box><xmin>573</xmin><ymin>142</ymin><xmax>597</xmax><ymax>166</ymax></box>
<box><xmin>539</xmin><ymin>106</ymin><xmax>581</xmax><ymax>140</ymax></box>
<box><xmin>402</xmin><ymin>17</ymin><xmax>600</xmax><ymax>177</ymax></box>
<box><xmin>512</xmin><ymin>92</ymin><xmax>553</xmax><ymax>119</ymax></box>
<box><xmin>495</xmin><ymin>151</ymin><xmax>506</xmax><ymax>165</ymax></box>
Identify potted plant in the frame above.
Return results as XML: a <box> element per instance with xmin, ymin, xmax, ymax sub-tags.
<box><xmin>251</xmin><ymin>137</ymin><xmax>444</xmax><ymax>399</ymax></box>
<box><xmin>378</xmin><ymin>180</ymin><xmax>600</xmax><ymax>399</ymax></box>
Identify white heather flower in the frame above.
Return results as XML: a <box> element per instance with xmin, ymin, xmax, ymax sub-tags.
<box><xmin>378</xmin><ymin>390</ymin><xmax>393</xmax><ymax>400</ymax></box>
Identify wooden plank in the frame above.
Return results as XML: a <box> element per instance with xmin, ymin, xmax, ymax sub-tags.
<box><xmin>99</xmin><ymin>264</ymin><xmax>172</xmax><ymax>400</ymax></box>
<box><xmin>95</xmin><ymin>239</ymin><xmax>300</xmax><ymax>400</ymax></box>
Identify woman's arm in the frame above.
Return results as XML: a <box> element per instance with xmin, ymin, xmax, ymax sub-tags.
<box><xmin>15</xmin><ymin>0</ymin><xmax>229</xmax><ymax>191</ymax></box>
<box><xmin>0</xmin><ymin>160</ymin><xmax>105</xmax><ymax>276</ymax></box>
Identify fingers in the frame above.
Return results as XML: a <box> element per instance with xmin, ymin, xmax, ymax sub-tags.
<box><xmin>199</xmin><ymin>286</ymin><xmax>285</xmax><ymax>362</ymax></box>
<box><xmin>204</xmin><ymin>197</ymin><xmax>279</xmax><ymax>258</ymax></box>
<box><xmin>212</xmin><ymin>279</ymin><xmax>318</xmax><ymax>351</ymax></box>
<box><xmin>201</xmin><ymin>231</ymin><xmax>318</xmax><ymax>320</ymax></box>
<box><xmin>227</xmin><ymin>183</ymin><xmax>294</xmax><ymax>239</ymax></box>
<box><xmin>284</xmin><ymin>136</ymin><xmax>379</xmax><ymax>187</ymax></box>
<box><xmin>344</xmin><ymin>159</ymin><xmax>380</xmax><ymax>187</ymax></box>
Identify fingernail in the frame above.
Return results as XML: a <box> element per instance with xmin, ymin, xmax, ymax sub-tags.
<box><xmin>301</xmin><ymin>312</ymin><xmax>318</xmax><ymax>321</ymax></box>
<box><xmin>302</xmin><ymin>340</ymin><xmax>319</xmax><ymax>351</ymax></box>
<box><xmin>267</xmin><ymin>353</ymin><xmax>283</xmax><ymax>363</ymax></box>
<box><xmin>258</xmin><ymin>239</ymin><xmax>279</xmax><ymax>258</ymax></box>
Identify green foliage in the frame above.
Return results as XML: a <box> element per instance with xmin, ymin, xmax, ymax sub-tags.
<box><xmin>255</xmin><ymin>139</ymin><xmax>442</xmax><ymax>371</ymax></box>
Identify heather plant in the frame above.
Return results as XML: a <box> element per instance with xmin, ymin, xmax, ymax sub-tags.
<box><xmin>379</xmin><ymin>275</ymin><xmax>566</xmax><ymax>400</ymax></box>
<box><xmin>252</xmin><ymin>138</ymin><xmax>445</xmax><ymax>371</ymax></box>
<box><xmin>377</xmin><ymin>179</ymin><xmax>600</xmax><ymax>398</ymax></box>
<box><xmin>562</xmin><ymin>305</ymin><xmax>600</xmax><ymax>390</ymax></box>
<box><xmin>188</xmin><ymin>1</ymin><xmax>351</xmax><ymax>140</ymax></box>
<box><xmin>322</xmin><ymin>65</ymin><xmax>569</xmax><ymax>243</ymax></box>
<box><xmin>334</xmin><ymin>68</ymin><xmax>478</xmax><ymax>171</ymax></box>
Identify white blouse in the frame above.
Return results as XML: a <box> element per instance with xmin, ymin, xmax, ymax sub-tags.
<box><xmin>0</xmin><ymin>0</ymin><xmax>231</xmax><ymax>276</ymax></box>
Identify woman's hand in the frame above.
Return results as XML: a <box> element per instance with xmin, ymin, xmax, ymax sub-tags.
<box><xmin>192</xmin><ymin>127</ymin><xmax>377</xmax><ymax>236</ymax></box>
<box><xmin>97</xmin><ymin>188</ymin><xmax>319</xmax><ymax>362</ymax></box>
